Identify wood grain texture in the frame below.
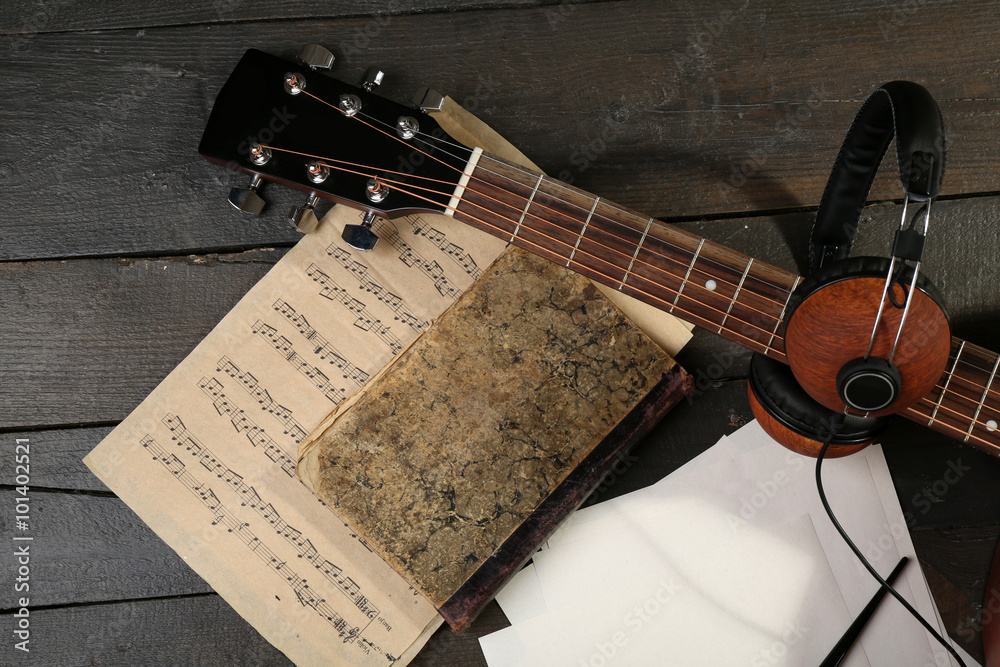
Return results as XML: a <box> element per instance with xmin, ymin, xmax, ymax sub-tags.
<box><xmin>0</xmin><ymin>491</ymin><xmax>212</xmax><ymax>610</ymax></box>
<box><xmin>4</xmin><ymin>427</ymin><xmax>113</xmax><ymax>492</ymax></box>
<box><xmin>0</xmin><ymin>0</ymin><xmax>602</xmax><ymax>34</ymax></box>
<box><xmin>3</xmin><ymin>0</ymin><xmax>1000</xmax><ymax>260</ymax></box>
<box><xmin>0</xmin><ymin>249</ymin><xmax>284</xmax><ymax>429</ymax></box>
<box><xmin>0</xmin><ymin>594</ymin><xmax>292</xmax><ymax>666</ymax></box>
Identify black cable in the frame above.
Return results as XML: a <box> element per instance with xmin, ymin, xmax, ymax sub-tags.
<box><xmin>815</xmin><ymin>437</ymin><xmax>967</xmax><ymax>667</ymax></box>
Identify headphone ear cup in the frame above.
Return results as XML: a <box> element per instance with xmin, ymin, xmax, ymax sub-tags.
<box><xmin>747</xmin><ymin>353</ymin><xmax>893</xmax><ymax>457</ymax></box>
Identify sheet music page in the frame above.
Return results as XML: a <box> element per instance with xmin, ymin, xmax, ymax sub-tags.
<box><xmin>84</xmin><ymin>98</ymin><xmax>693</xmax><ymax>665</ymax></box>
<box><xmin>84</xmin><ymin>205</ymin><xmax>508</xmax><ymax>665</ymax></box>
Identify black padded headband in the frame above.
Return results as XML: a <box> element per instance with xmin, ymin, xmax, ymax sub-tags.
<box><xmin>809</xmin><ymin>81</ymin><xmax>945</xmax><ymax>273</ymax></box>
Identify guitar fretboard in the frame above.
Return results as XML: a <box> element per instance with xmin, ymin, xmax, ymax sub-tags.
<box><xmin>452</xmin><ymin>153</ymin><xmax>799</xmax><ymax>363</ymax></box>
<box><xmin>450</xmin><ymin>151</ymin><xmax>1000</xmax><ymax>458</ymax></box>
<box><xmin>904</xmin><ymin>339</ymin><xmax>1000</xmax><ymax>453</ymax></box>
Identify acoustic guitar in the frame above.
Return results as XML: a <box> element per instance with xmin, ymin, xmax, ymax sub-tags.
<box><xmin>198</xmin><ymin>48</ymin><xmax>1000</xmax><ymax>461</ymax></box>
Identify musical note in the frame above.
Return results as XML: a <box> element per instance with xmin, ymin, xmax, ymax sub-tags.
<box><xmin>142</xmin><ymin>429</ymin><xmax>380</xmax><ymax>623</ymax></box>
<box><xmin>407</xmin><ymin>215</ymin><xmax>483</xmax><ymax>280</ymax></box>
<box><xmin>305</xmin><ymin>265</ymin><xmax>405</xmax><ymax>355</ymax></box>
<box><xmin>272</xmin><ymin>300</ymin><xmax>371</xmax><ymax>386</ymax></box>
<box><xmin>370</xmin><ymin>219</ymin><xmax>461</xmax><ymax>299</ymax></box>
<box><xmin>326</xmin><ymin>246</ymin><xmax>430</xmax><ymax>333</ymax></box>
<box><xmin>251</xmin><ymin>320</ymin><xmax>348</xmax><ymax>404</ymax></box>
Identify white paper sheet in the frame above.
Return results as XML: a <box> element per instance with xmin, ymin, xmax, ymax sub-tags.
<box><xmin>483</xmin><ymin>514</ymin><xmax>854</xmax><ymax>666</ymax></box>
<box><xmin>490</xmin><ymin>422</ymin><xmax>974</xmax><ymax>667</ymax></box>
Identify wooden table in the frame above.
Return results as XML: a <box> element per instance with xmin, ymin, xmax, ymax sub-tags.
<box><xmin>3</xmin><ymin>1</ymin><xmax>1000</xmax><ymax>664</ymax></box>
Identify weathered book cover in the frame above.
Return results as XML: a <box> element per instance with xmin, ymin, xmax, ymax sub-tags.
<box><xmin>297</xmin><ymin>246</ymin><xmax>692</xmax><ymax>630</ymax></box>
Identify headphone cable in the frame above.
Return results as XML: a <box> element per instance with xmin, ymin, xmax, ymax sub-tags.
<box><xmin>815</xmin><ymin>437</ymin><xmax>967</xmax><ymax>667</ymax></box>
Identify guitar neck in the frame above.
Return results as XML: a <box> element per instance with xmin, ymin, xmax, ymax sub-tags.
<box><xmin>449</xmin><ymin>151</ymin><xmax>1000</xmax><ymax>457</ymax></box>
<box><xmin>450</xmin><ymin>151</ymin><xmax>800</xmax><ymax>363</ymax></box>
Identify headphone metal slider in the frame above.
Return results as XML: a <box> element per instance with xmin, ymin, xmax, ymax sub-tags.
<box><xmin>891</xmin><ymin>228</ymin><xmax>926</xmax><ymax>262</ymax></box>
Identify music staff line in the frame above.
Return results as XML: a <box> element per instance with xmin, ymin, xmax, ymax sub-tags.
<box><xmin>140</xmin><ymin>434</ymin><xmax>363</xmax><ymax>643</ymax></box>
<box><xmin>155</xmin><ymin>416</ymin><xmax>381</xmax><ymax>622</ymax></box>
<box><xmin>327</xmin><ymin>245</ymin><xmax>430</xmax><ymax>333</ymax></box>
<box><xmin>251</xmin><ymin>320</ymin><xmax>348</xmax><ymax>405</ymax></box>
<box><xmin>273</xmin><ymin>299</ymin><xmax>370</xmax><ymax>386</ymax></box>
<box><xmin>304</xmin><ymin>264</ymin><xmax>405</xmax><ymax>356</ymax></box>
<box><xmin>194</xmin><ymin>381</ymin><xmax>297</xmax><ymax>478</ymax></box>
<box><xmin>370</xmin><ymin>219</ymin><xmax>460</xmax><ymax>300</ymax></box>
<box><xmin>406</xmin><ymin>215</ymin><xmax>483</xmax><ymax>281</ymax></box>
<box><xmin>217</xmin><ymin>355</ymin><xmax>309</xmax><ymax>444</ymax></box>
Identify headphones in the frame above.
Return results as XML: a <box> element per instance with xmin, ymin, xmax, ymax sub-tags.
<box><xmin>748</xmin><ymin>81</ymin><xmax>952</xmax><ymax>456</ymax></box>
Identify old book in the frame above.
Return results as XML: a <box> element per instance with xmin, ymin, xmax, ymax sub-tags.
<box><xmin>297</xmin><ymin>246</ymin><xmax>691</xmax><ymax>630</ymax></box>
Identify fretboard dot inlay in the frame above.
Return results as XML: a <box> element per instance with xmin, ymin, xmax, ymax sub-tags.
<box><xmin>705</xmin><ymin>279</ymin><xmax>717</xmax><ymax>291</ymax></box>
<box><xmin>988</xmin><ymin>420</ymin><xmax>998</xmax><ymax>432</ymax></box>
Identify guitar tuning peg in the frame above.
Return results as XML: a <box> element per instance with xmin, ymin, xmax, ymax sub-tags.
<box><xmin>297</xmin><ymin>44</ymin><xmax>335</xmax><ymax>71</ymax></box>
<box><xmin>288</xmin><ymin>193</ymin><xmax>322</xmax><ymax>233</ymax></box>
<box><xmin>228</xmin><ymin>174</ymin><xmax>266</xmax><ymax>215</ymax></box>
<box><xmin>362</xmin><ymin>67</ymin><xmax>385</xmax><ymax>92</ymax></box>
<box><xmin>411</xmin><ymin>87</ymin><xmax>445</xmax><ymax>113</ymax></box>
<box><xmin>341</xmin><ymin>211</ymin><xmax>380</xmax><ymax>251</ymax></box>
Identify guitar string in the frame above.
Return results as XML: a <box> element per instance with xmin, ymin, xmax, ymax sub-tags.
<box><xmin>260</xmin><ymin>141</ymin><xmax>791</xmax><ymax>343</ymax></box>
<box><xmin>927</xmin><ymin>365</ymin><xmax>1000</xmax><ymax>415</ymax></box>
<box><xmin>265</xmin><ymin>144</ymin><xmax>789</xmax><ymax>328</ymax></box>
<box><xmin>906</xmin><ymin>402</ymin><xmax>998</xmax><ymax>449</ymax></box>
<box><xmin>357</xmin><ymin>107</ymin><xmax>782</xmax><ymax>285</ymax></box>
<box><xmin>930</xmin><ymin>345</ymin><xmax>1000</xmax><ymax>401</ymax></box>
<box><xmin>302</xmin><ymin>159</ymin><xmax>787</xmax><ymax>354</ymax></box>
<box><xmin>300</xmin><ymin>87</ymin><xmax>793</xmax><ymax>295</ymax></box>
<box><xmin>290</xmin><ymin>88</ymin><xmax>1000</xmax><ymax>436</ymax></box>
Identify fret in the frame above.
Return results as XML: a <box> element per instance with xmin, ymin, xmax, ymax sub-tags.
<box><xmin>928</xmin><ymin>340</ymin><xmax>965</xmax><ymax>426</ymax></box>
<box><xmin>670</xmin><ymin>238</ymin><xmax>704</xmax><ymax>313</ymax></box>
<box><xmin>510</xmin><ymin>174</ymin><xmax>544</xmax><ymax>242</ymax></box>
<box><xmin>965</xmin><ymin>350</ymin><xmax>1000</xmax><ymax>442</ymax></box>
<box><xmin>766</xmin><ymin>276</ymin><xmax>801</xmax><ymax>355</ymax></box>
<box><xmin>567</xmin><ymin>197</ymin><xmax>600</xmax><ymax>267</ymax></box>
<box><xmin>619</xmin><ymin>217</ymin><xmax>653</xmax><ymax>290</ymax></box>
<box><xmin>718</xmin><ymin>259</ymin><xmax>754</xmax><ymax>334</ymax></box>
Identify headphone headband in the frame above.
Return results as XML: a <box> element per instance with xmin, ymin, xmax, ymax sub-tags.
<box><xmin>809</xmin><ymin>81</ymin><xmax>946</xmax><ymax>272</ymax></box>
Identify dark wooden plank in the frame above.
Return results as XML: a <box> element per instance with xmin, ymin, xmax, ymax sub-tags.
<box><xmin>0</xmin><ymin>490</ymin><xmax>211</xmax><ymax>609</ymax></box>
<box><xmin>4</xmin><ymin>427</ymin><xmax>113</xmax><ymax>492</ymax></box>
<box><xmin>3</xmin><ymin>0</ymin><xmax>1000</xmax><ymax>260</ymax></box>
<box><xmin>0</xmin><ymin>249</ymin><xmax>284</xmax><ymax>429</ymax></box>
<box><xmin>0</xmin><ymin>0</ymin><xmax>602</xmax><ymax>34</ymax></box>
<box><xmin>0</xmin><ymin>594</ymin><xmax>292</xmax><ymax>666</ymax></box>
<box><xmin>913</xmin><ymin>525</ymin><xmax>1000</xmax><ymax>664</ymax></box>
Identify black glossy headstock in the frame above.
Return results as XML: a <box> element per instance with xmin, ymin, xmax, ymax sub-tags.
<box><xmin>199</xmin><ymin>49</ymin><xmax>466</xmax><ymax>219</ymax></box>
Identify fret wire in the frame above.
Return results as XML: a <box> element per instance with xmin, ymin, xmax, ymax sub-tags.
<box><xmin>929</xmin><ymin>340</ymin><xmax>965</xmax><ymax>427</ymax></box>
<box><xmin>670</xmin><ymin>238</ymin><xmax>705</xmax><ymax>313</ymax></box>
<box><xmin>766</xmin><ymin>276</ymin><xmax>801</xmax><ymax>356</ymax></box>
<box><xmin>510</xmin><ymin>174</ymin><xmax>544</xmax><ymax>242</ymax></box>
<box><xmin>718</xmin><ymin>259</ymin><xmax>754</xmax><ymax>334</ymax></box>
<box><xmin>907</xmin><ymin>403</ymin><xmax>999</xmax><ymax>451</ymax></box>
<box><xmin>567</xmin><ymin>197</ymin><xmax>600</xmax><ymax>268</ymax></box>
<box><xmin>965</xmin><ymin>352</ymin><xmax>1000</xmax><ymax>442</ymax></box>
<box><xmin>619</xmin><ymin>217</ymin><xmax>653</xmax><ymax>290</ymax></box>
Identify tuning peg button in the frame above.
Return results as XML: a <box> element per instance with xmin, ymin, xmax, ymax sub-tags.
<box><xmin>342</xmin><ymin>211</ymin><xmax>380</xmax><ymax>251</ymax></box>
<box><xmin>362</xmin><ymin>67</ymin><xmax>385</xmax><ymax>92</ymax></box>
<box><xmin>288</xmin><ymin>193</ymin><xmax>322</xmax><ymax>233</ymax></box>
<box><xmin>228</xmin><ymin>174</ymin><xmax>266</xmax><ymax>215</ymax></box>
<box><xmin>411</xmin><ymin>87</ymin><xmax>445</xmax><ymax>112</ymax></box>
<box><xmin>298</xmin><ymin>44</ymin><xmax>335</xmax><ymax>71</ymax></box>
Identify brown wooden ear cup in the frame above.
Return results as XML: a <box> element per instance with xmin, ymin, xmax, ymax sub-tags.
<box><xmin>783</xmin><ymin>256</ymin><xmax>951</xmax><ymax>417</ymax></box>
<box><xmin>747</xmin><ymin>352</ymin><xmax>893</xmax><ymax>457</ymax></box>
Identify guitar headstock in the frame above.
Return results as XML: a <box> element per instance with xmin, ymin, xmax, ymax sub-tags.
<box><xmin>199</xmin><ymin>49</ymin><xmax>467</xmax><ymax>223</ymax></box>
